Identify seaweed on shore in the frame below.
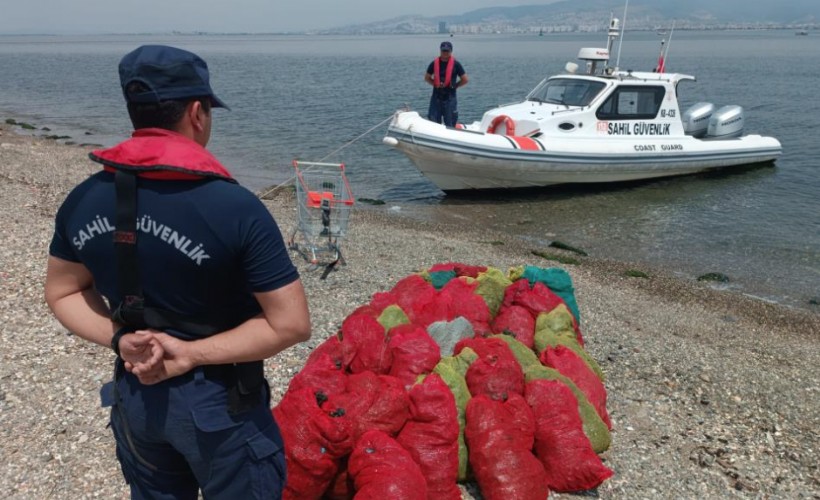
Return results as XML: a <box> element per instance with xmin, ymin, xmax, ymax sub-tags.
<box><xmin>697</xmin><ymin>272</ymin><xmax>730</xmax><ymax>283</ymax></box>
<box><xmin>531</xmin><ymin>250</ymin><xmax>581</xmax><ymax>265</ymax></box>
<box><xmin>548</xmin><ymin>240</ymin><xmax>588</xmax><ymax>256</ymax></box>
<box><xmin>358</xmin><ymin>197</ymin><xmax>385</xmax><ymax>205</ymax></box>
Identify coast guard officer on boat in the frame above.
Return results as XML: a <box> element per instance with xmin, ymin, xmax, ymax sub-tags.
<box><xmin>425</xmin><ymin>41</ymin><xmax>468</xmax><ymax>127</ymax></box>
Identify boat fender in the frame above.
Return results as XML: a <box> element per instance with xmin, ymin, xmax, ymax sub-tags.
<box><xmin>487</xmin><ymin>115</ymin><xmax>516</xmax><ymax>136</ymax></box>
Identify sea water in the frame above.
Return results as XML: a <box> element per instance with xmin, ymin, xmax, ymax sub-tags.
<box><xmin>0</xmin><ymin>30</ymin><xmax>817</xmax><ymax>309</ymax></box>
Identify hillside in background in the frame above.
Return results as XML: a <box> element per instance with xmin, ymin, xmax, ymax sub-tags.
<box><xmin>319</xmin><ymin>0</ymin><xmax>820</xmax><ymax>34</ymax></box>
<box><xmin>452</xmin><ymin>0</ymin><xmax>819</xmax><ymax>24</ymax></box>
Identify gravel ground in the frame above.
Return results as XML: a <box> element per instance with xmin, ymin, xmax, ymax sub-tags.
<box><xmin>1</xmin><ymin>125</ymin><xmax>818</xmax><ymax>499</ymax></box>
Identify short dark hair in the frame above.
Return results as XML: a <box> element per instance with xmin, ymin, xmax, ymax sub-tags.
<box><xmin>125</xmin><ymin>81</ymin><xmax>211</xmax><ymax>130</ymax></box>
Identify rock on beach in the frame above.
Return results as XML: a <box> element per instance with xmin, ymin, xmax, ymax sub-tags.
<box><xmin>0</xmin><ymin>124</ymin><xmax>818</xmax><ymax>499</ymax></box>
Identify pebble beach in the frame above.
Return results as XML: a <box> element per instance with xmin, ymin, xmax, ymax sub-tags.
<box><xmin>0</xmin><ymin>124</ymin><xmax>818</xmax><ymax>499</ymax></box>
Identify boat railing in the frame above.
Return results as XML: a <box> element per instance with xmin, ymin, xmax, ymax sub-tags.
<box><xmin>498</xmin><ymin>101</ymin><xmax>523</xmax><ymax>108</ymax></box>
<box><xmin>551</xmin><ymin>107</ymin><xmax>583</xmax><ymax>116</ymax></box>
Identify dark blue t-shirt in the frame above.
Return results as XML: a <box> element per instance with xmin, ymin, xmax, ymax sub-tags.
<box><xmin>49</xmin><ymin>171</ymin><xmax>299</xmax><ymax>334</ymax></box>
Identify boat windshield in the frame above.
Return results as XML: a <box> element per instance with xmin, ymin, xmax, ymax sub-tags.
<box><xmin>527</xmin><ymin>78</ymin><xmax>606</xmax><ymax>106</ymax></box>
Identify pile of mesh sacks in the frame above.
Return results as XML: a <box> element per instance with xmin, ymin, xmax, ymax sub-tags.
<box><xmin>273</xmin><ymin>263</ymin><xmax>613</xmax><ymax>499</ymax></box>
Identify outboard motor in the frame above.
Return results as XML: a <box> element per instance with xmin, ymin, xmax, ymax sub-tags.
<box><xmin>682</xmin><ymin>102</ymin><xmax>715</xmax><ymax>138</ymax></box>
<box><xmin>707</xmin><ymin>105</ymin><xmax>744</xmax><ymax>139</ymax></box>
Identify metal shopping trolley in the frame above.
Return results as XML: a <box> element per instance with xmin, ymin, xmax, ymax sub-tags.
<box><xmin>288</xmin><ymin>160</ymin><xmax>354</xmax><ymax>273</ymax></box>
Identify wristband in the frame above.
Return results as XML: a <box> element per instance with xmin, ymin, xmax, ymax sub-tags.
<box><xmin>111</xmin><ymin>327</ymin><xmax>129</xmax><ymax>358</ymax></box>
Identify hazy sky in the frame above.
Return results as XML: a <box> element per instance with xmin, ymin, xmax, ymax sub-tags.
<box><xmin>0</xmin><ymin>0</ymin><xmax>541</xmax><ymax>34</ymax></box>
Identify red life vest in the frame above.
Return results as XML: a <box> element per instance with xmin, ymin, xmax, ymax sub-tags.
<box><xmin>89</xmin><ymin>128</ymin><xmax>235</xmax><ymax>181</ymax></box>
<box><xmin>433</xmin><ymin>56</ymin><xmax>457</xmax><ymax>88</ymax></box>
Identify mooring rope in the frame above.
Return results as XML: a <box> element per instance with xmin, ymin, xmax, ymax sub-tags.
<box><xmin>256</xmin><ymin>113</ymin><xmax>395</xmax><ymax>200</ymax></box>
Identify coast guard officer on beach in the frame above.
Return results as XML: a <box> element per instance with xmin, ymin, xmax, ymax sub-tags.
<box><xmin>425</xmin><ymin>40</ymin><xmax>469</xmax><ymax>127</ymax></box>
<box><xmin>44</xmin><ymin>45</ymin><xmax>311</xmax><ymax>499</ymax></box>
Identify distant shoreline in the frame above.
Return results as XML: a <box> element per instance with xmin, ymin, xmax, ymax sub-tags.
<box><xmin>0</xmin><ymin>26</ymin><xmax>816</xmax><ymax>37</ymax></box>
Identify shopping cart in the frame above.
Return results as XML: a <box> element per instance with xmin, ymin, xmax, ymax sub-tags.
<box><xmin>288</xmin><ymin>161</ymin><xmax>354</xmax><ymax>273</ymax></box>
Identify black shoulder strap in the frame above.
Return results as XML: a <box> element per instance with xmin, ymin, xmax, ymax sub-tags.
<box><xmin>111</xmin><ymin>169</ymin><xmax>233</xmax><ymax>337</ymax></box>
<box><xmin>112</xmin><ymin>169</ymin><xmax>146</xmax><ymax>328</ymax></box>
<box><xmin>110</xmin><ymin>169</ymin><xmax>264</xmax><ymax>410</ymax></box>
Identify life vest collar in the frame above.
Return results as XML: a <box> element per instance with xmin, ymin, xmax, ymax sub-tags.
<box><xmin>89</xmin><ymin>128</ymin><xmax>235</xmax><ymax>181</ymax></box>
<box><xmin>433</xmin><ymin>56</ymin><xmax>457</xmax><ymax>88</ymax></box>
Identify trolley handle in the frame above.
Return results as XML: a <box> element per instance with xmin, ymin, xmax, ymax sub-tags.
<box><xmin>293</xmin><ymin>160</ymin><xmax>346</xmax><ymax>171</ymax></box>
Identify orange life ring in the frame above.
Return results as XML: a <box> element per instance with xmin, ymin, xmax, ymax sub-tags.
<box><xmin>487</xmin><ymin>115</ymin><xmax>516</xmax><ymax>136</ymax></box>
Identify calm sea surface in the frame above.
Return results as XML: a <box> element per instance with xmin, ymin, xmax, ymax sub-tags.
<box><xmin>1</xmin><ymin>31</ymin><xmax>818</xmax><ymax>309</ymax></box>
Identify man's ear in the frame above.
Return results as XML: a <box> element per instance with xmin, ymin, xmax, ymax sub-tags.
<box><xmin>188</xmin><ymin>100</ymin><xmax>206</xmax><ymax>132</ymax></box>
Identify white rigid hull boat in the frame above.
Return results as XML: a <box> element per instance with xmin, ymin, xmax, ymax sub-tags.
<box><xmin>384</xmin><ymin>20</ymin><xmax>782</xmax><ymax>191</ymax></box>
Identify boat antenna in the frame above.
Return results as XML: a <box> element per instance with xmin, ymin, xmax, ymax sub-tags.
<box><xmin>662</xmin><ymin>21</ymin><xmax>676</xmax><ymax>71</ymax></box>
<box><xmin>615</xmin><ymin>0</ymin><xmax>629</xmax><ymax>68</ymax></box>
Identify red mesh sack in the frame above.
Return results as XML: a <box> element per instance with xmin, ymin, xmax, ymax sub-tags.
<box><xmin>457</xmin><ymin>335</ymin><xmax>525</xmax><ymax>400</ymax></box>
<box><xmin>440</xmin><ymin>278</ymin><xmax>492</xmax><ymax>330</ymax></box>
<box><xmin>453</xmin><ymin>263</ymin><xmax>488</xmax><ymax>278</ymax></box>
<box><xmin>413</xmin><ymin>291</ymin><xmax>451</xmax><ymax>328</ymax></box>
<box><xmin>503</xmin><ymin>279</ymin><xmax>565</xmax><ymax>317</ymax></box>
<box><xmin>273</xmin><ymin>388</ymin><xmax>351</xmax><ymax>499</ymax></box>
<box><xmin>369</xmin><ymin>290</ymin><xmax>399</xmax><ymax>314</ymax></box>
<box><xmin>454</xmin><ymin>336</ymin><xmax>518</xmax><ymax>364</ymax></box>
<box><xmin>541</xmin><ymin>345</ymin><xmax>611</xmax><ymax>430</ymax></box>
<box><xmin>396</xmin><ymin>374</ymin><xmax>461</xmax><ymax>500</ymax></box>
<box><xmin>491</xmin><ymin>305</ymin><xmax>536</xmax><ymax>348</ymax></box>
<box><xmin>322</xmin><ymin>371</ymin><xmax>410</xmax><ymax>444</ymax></box>
<box><xmin>465</xmin><ymin>350</ymin><xmax>525</xmax><ymax>400</ymax></box>
<box><xmin>324</xmin><ymin>460</ymin><xmax>354</xmax><ymax>500</ymax></box>
<box><xmin>574</xmin><ymin>322</ymin><xmax>585</xmax><ymax>347</ymax></box>
<box><xmin>464</xmin><ymin>394</ymin><xmax>549</xmax><ymax>500</ymax></box>
<box><xmin>341</xmin><ymin>314</ymin><xmax>391</xmax><ymax>374</ymax></box>
<box><xmin>525</xmin><ymin>379</ymin><xmax>614</xmax><ymax>492</ymax></box>
<box><xmin>306</xmin><ymin>335</ymin><xmax>345</xmax><ymax>370</ymax></box>
<box><xmin>288</xmin><ymin>353</ymin><xmax>347</xmax><ymax>397</ymax></box>
<box><xmin>348</xmin><ymin>304</ymin><xmax>381</xmax><ymax>319</ymax></box>
<box><xmin>387</xmin><ymin>324</ymin><xmax>441</xmax><ymax>387</ymax></box>
<box><xmin>348</xmin><ymin>430</ymin><xmax>427</xmax><ymax>500</ymax></box>
<box><xmin>429</xmin><ymin>262</ymin><xmax>488</xmax><ymax>278</ymax></box>
<box><xmin>392</xmin><ymin>274</ymin><xmax>438</xmax><ymax>315</ymax></box>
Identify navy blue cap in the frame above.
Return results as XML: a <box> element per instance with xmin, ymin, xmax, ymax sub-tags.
<box><xmin>440</xmin><ymin>41</ymin><xmax>453</xmax><ymax>51</ymax></box>
<box><xmin>119</xmin><ymin>45</ymin><xmax>229</xmax><ymax>110</ymax></box>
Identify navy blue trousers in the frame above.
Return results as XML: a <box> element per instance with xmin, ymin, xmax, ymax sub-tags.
<box><xmin>102</xmin><ymin>366</ymin><xmax>285</xmax><ymax>499</ymax></box>
<box><xmin>428</xmin><ymin>94</ymin><xmax>459</xmax><ymax>127</ymax></box>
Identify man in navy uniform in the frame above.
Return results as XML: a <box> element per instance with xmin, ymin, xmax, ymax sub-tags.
<box><xmin>45</xmin><ymin>45</ymin><xmax>311</xmax><ymax>499</ymax></box>
<box><xmin>425</xmin><ymin>40</ymin><xmax>469</xmax><ymax>127</ymax></box>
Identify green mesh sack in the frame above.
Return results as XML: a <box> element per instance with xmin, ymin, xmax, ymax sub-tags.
<box><xmin>535</xmin><ymin>307</ymin><xmax>604</xmax><ymax>381</ymax></box>
<box><xmin>377</xmin><ymin>304</ymin><xmax>410</xmax><ymax>331</ymax></box>
<box><xmin>433</xmin><ymin>347</ymin><xmax>478</xmax><ymax>481</ymax></box>
<box><xmin>429</xmin><ymin>270</ymin><xmax>458</xmax><ymax>290</ymax></box>
<box><xmin>524</xmin><ymin>364</ymin><xmax>611</xmax><ymax>453</ymax></box>
<box><xmin>507</xmin><ymin>265</ymin><xmax>526</xmax><ymax>282</ymax></box>
<box><xmin>438</xmin><ymin>346</ymin><xmax>478</xmax><ymax>378</ymax></box>
<box><xmin>492</xmin><ymin>334</ymin><xmax>541</xmax><ymax>370</ymax></box>
<box><xmin>473</xmin><ymin>267</ymin><xmax>512</xmax><ymax>317</ymax></box>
